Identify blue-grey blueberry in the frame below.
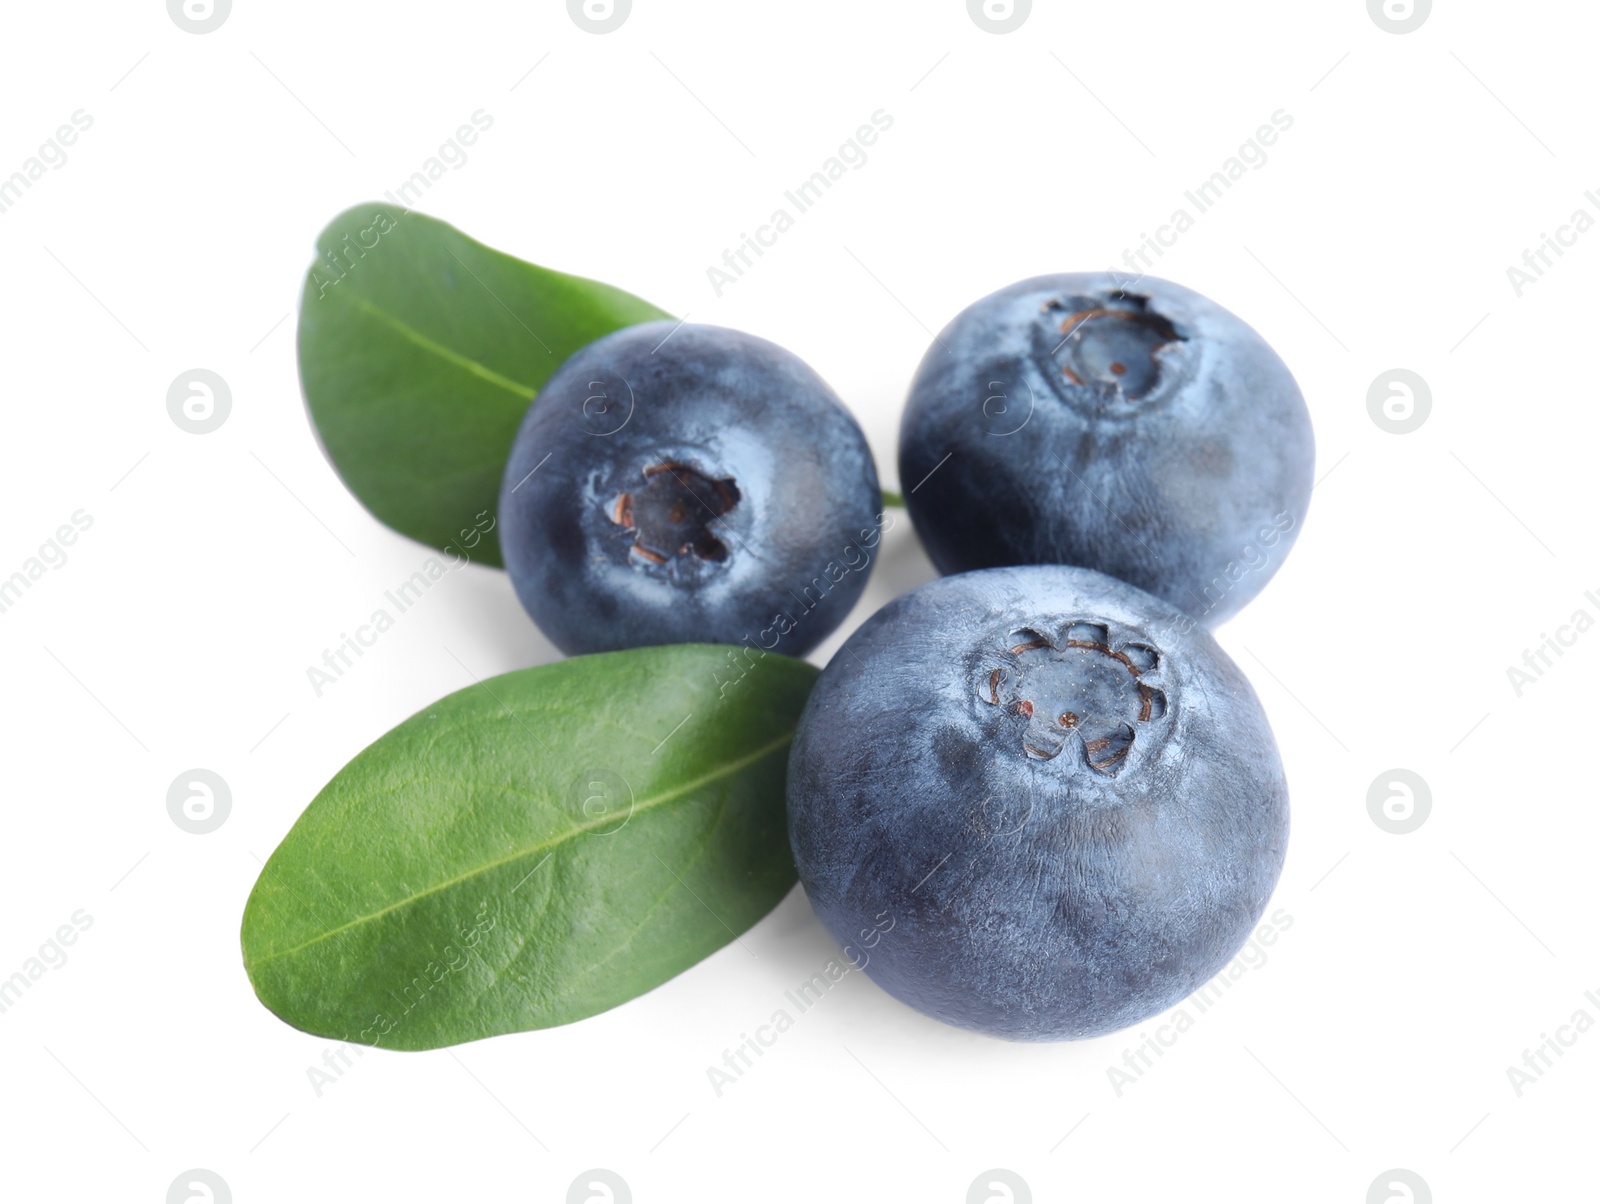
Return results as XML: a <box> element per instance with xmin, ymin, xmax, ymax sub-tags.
<box><xmin>500</xmin><ymin>322</ymin><xmax>882</xmax><ymax>656</ymax></box>
<box><xmin>898</xmin><ymin>274</ymin><xmax>1314</xmax><ymax>625</ymax></box>
<box><xmin>787</xmin><ymin>565</ymin><xmax>1289</xmax><ymax>1041</ymax></box>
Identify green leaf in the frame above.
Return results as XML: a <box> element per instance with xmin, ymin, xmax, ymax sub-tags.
<box><xmin>297</xmin><ymin>205</ymin><xmax>672</xmax><ymax>567</ymax></box>
<box><xmin>241</xmin><ymin>645</ymin><xmax>815</xmax><ymax>1050</ymax></box>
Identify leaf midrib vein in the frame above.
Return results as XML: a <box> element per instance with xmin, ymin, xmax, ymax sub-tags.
<box><xmin>344</xmin><ymin>294</ymin><xmax>535</xmax><ymax>399</ymax></box>
<box><xmin>247</xmin><ymin>731</ymin><xmax>794</xmax><ymax>968</ymax></box>
<box><xmin>523</xmin><ymin>777</ymin><xmax>738</xmax><ymax>1017</ymax></box>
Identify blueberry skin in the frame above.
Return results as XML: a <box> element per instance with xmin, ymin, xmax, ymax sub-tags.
<box><xmin>500</xmin><ymin>321</ymin><xmax>881</xmax><ymax>656</ymax></box>
<box><xmin>787</xmin><ymin>565</ymin><xmax>1289</xmax><ymax>1041</ymax></box>
<box><xmin>899</xmin><ymin>274</ymin><xmax>1314</xmax><ymax>625</ymax></box>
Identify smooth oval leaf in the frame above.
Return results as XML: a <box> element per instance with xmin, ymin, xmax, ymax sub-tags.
<box><xmin>241</xmin><ymin>645</ymin><xmax>815</xmax><ymax>1050</ymax></box>
<box><xmin>298</xmin><ymin>205</ymin><xmax>672</xmax><ymax>566</ymax></box>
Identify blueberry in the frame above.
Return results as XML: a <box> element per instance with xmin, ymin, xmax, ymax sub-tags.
<box><xmin>899</xmin><ymin>274</ymin><xmax>1314</xmax><ymax>625</ymax></box>
<box><xmin>786</xmin><ymin>565</ymin><xmax>1289</xmax><ymax>1041</ymax></box>
<box><xmin>499</xmin><ymin>322</ymin><xmax>882</xmax><ymax>656</ymax></box>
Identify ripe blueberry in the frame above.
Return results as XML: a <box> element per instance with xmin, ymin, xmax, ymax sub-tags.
<box><xmin>786</xmin><ymin>565</ymin><xmax>1289</xmax><ymax>1041</ymax></box>
<box><xmin>898</xmin><ymin>274</ymin><xmax>1314</xmax><ymax>625</ymax></box>
<box><xmin>499</xmin><ymin>322</ymin><xmax>882</xmax><ymax>656</ymax></box>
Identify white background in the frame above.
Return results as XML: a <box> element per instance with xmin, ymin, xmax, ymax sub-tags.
<box><xmin>0</xmin><ymin>1</ymin><xmax>1593</xmax><ymax>1200</ymax></box>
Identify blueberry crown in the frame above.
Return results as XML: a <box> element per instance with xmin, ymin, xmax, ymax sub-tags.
<box><xmin>975</xmin><ymin>620</ymin><xmax>1169</xmax><ymax>776</ymax></box>
<box><xmin>609</xmin><ymin>460</ymin><xmax>741</xmax><ymax>570</ymax></box>
<box><xmin>1033</xmin><ymin>290</ymin><xmax>1187</xmax><ymax>415</ymax></box>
